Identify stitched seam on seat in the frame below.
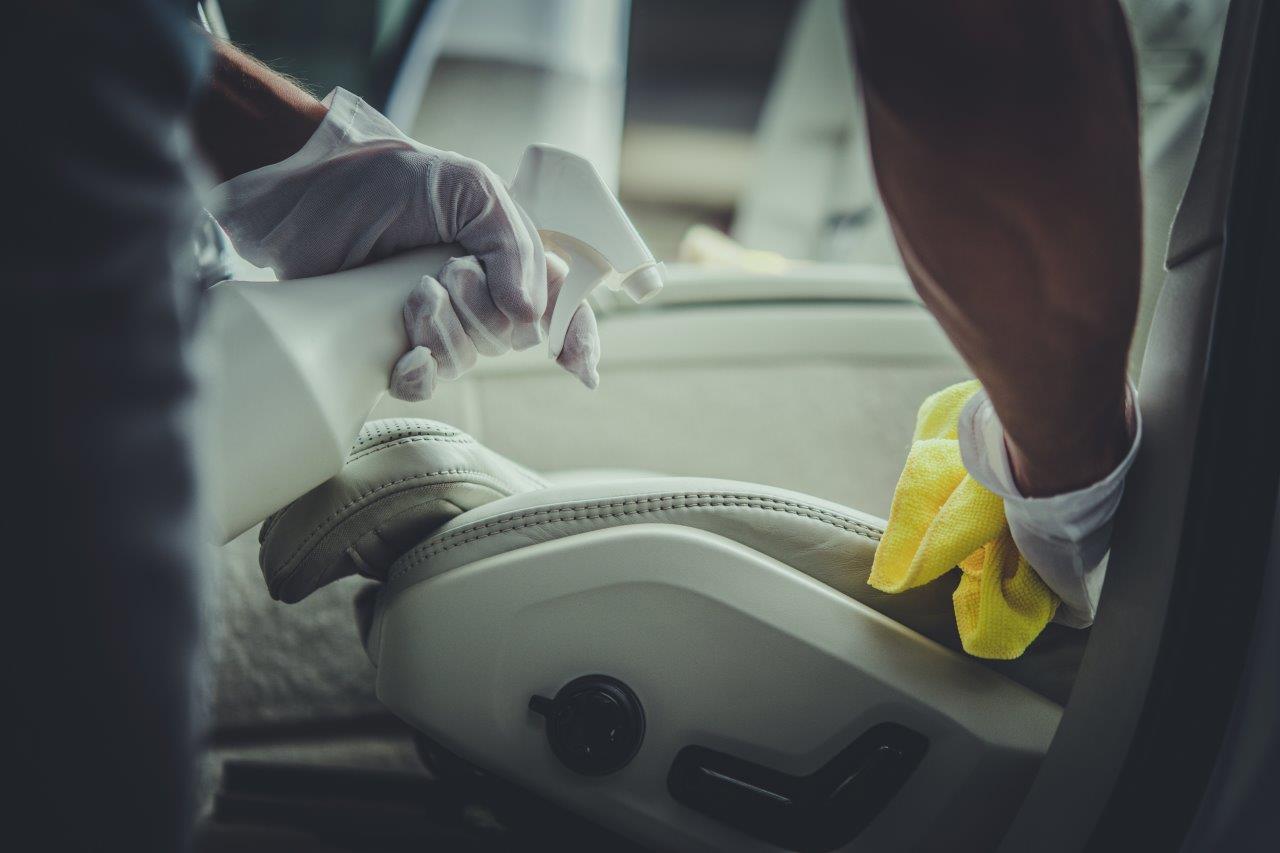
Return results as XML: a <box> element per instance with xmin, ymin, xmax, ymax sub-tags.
<box><xmin>353</xmin><ymin>421</ymin><xmax>461</xmax><ymax>448</ymax></box>
<box><xmin>262</xmin><ymin>432</ymin><xmax>481</xmax><ymax>537</ymax></box>
<box><xmin>298</xmin><ymin>494</ymin><xmax>478</xmax><ymax>595</ymax></box>
<box><xmin>356</xmin><ymin>419</ymin><xmax>459</xmax><ymax>438</ymax></box>
<box><xmin>389</xmin><ymin>494</ymin><xmax>885</xmax><ymax>582</ymax></box>
<box><xmin>348</xmin><ymin>434</ymin><xmax>549</xmax><ymax>490</ymax></box>
<box><xmin>259</xmin><ymin>419</ymin><xmax>471</xmax><ymax>543</ymax></box>
<box><xmin>347</xmin><ymin>434</ymin><xmax>478</xmax><ymax>463</ymax></box>
<box><xmin>269</xmin><ymin>469</ymin><xmax>526</xmax><ymax>581</ymax></box>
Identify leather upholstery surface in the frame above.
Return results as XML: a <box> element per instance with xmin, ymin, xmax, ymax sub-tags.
<box><xmin>260</xmin><ymin>419</ymin><xmax>548</xmax><ymax>603</ymax></box>
<box><xmin>263</xmin><ymin>418</ymin><xmax>1087</xmax><ymax>703</ymax></box>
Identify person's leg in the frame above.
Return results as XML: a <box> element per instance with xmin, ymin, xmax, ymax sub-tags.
<box><xmin>8</xmin><ymin>2</ymin><xmax>209</xmax><ymax>848</ymax></box>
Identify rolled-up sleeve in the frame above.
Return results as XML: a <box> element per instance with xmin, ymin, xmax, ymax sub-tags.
<box><xmin>957</xmin><ymin>385</ymin><xmax>1143</xmax><ymax>627</ymax></box>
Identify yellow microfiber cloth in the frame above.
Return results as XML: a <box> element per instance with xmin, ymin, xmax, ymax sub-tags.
<box><xmin>868</xmin><ymin>380</ymin><xmax>1059</xmax><ymax>659</ymax></box>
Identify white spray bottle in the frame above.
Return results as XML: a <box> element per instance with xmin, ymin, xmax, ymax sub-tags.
<box><xmin>200</xmin><ymin>144</ymin><xmax>663</xmax><ymax>543</ymax></box>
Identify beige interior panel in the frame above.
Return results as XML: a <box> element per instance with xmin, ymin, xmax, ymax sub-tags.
<box><xmin>373</xmin><ymin>301</ymin><xmax>969</xmax><ymax>517</ymax></box>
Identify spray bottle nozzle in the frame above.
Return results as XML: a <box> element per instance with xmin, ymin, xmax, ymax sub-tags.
<box><xmin>508</xmin><ymin>145</ymin><xmax>664</xmax><ymax>358</ymax></box>
<box><xmin>620</xmin><ymin>265</ymin><xmax>665</xmax><ymax>303</ymax></box>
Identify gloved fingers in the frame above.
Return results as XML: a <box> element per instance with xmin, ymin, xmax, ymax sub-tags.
<box><xmin>438</xmin><ymin>256</ymin><xmax>513</xmax><ymax>357</ymax></box>
<box><xmin>450</xmin><ymin>160</ymin><xmax>548</xmax><ymax>329</ymax></box>
<box><xmin>389</xmin><ymin>345</ymin><xmax>438</xmax><ymax>402</ymax></box>
<box><xmin>558</xmin><ymin>302</ymin><xmax>601</xmax><ymax>389</ymax></box>
<box><xmin>542</xmin><ymin>250</ymin><xmax>601</xmax><ymax>389</ymax></box>
<box><xmin>402</xmin><ymin>275</ymin><xmax>478</xmax><ymax>381</ymax></box>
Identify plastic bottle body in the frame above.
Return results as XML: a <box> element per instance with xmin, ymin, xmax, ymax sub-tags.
<box><xmin>201</xmin><ymin>246</ymin><xmax>454</xmax><ymax>542</ymax></box>
<box><xmin>198</xmin><ymin>144</ymin><xmax>662</xmax><ymax>543</ymax></box>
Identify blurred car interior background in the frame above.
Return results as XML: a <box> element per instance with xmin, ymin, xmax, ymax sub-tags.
<box><xmin>195</xmin><ymin>2</ymin><xmax>1230</xmax><ymax>848</ymax></box>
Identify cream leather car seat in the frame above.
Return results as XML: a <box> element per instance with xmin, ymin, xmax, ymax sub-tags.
<box><xmin>262</xmin><ymin>419</ymin><xmax>1086</xmax><ymax>707</ymax></box>
<box><xmin>260</xmin><ymin>416</ymin><xmax>1077</xmax><ymax>851</ymax></box>
<box><xmin>253</xmin><ymin>4</ymin><xmax>1257</xmax><ymax>847</ymax></box>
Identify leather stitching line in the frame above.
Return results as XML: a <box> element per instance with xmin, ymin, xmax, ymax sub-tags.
<box><xmin>349</xmin><ymin>433</ymin><xmax>552</xmax><ymax>492</ymax></box>
<box><xmin>353</xmin><ymin>420</ymin><xmax>461</xmax><ymax>445</ymax></box>
<box><xmin>347</xmin><ymin>434</ymin><xmax>478</xmax><ymax>462</ymax></box>
<box><xmin>267</xmin><ymin>469</ymin><xmax>526</xmax><ymax>583</ymax></box>
<box><xmin>389</xmin><ymin>494</ymin><xmax>884</xmax><ymax>582</ymax></box>
<box><xmin>262</xmin><ymin>432</ymin><xmax>479</xmax><ymax>540</ymax></box>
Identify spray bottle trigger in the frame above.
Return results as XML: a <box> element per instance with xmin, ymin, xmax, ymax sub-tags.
<box><xmin>508</xmin><ymin>144</ymin><xmax>664</xmax><ymax>360</ymax></box>
<box><xmin>542</xmin><ymin>233</ymin><xmax>609</xmax><ymax>359</ymax></box>
<box><xmin>542</xmin><ymin>244</ymin><xmax>663</xmax><ymax>358</ymax></box>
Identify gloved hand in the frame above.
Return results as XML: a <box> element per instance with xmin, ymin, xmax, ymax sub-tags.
<box><xmin>391</xmin><ymin>250</ymin><xmax>600</xmax><ymax>400</ymax></box>
<box><xmin>208</xmin><ymin>87</ymin><xmax>600</xmax><ymax>401</ymax></box>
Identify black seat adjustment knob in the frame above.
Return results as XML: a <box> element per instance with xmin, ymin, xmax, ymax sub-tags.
<box><xmin>528</xmin><ymin>675</ymin><xmax>645</xmax><ymax>775</ymax></box>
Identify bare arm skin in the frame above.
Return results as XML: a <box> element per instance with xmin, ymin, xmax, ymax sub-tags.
<box><xmin>192</xmin><ymin>37</ymin><xmax>327</xmax><ymax>182</ymax></box>
<box><xmin>845</xmin><ymin>0</ymin><xmax>1141</xmax><ymax>496</ymax></box>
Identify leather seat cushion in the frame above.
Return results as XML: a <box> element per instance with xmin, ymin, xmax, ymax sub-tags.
<box><xmin>263</xmin><ymin>419</ymin><xmax>1087</xmax><ymax>704</ymax></box>
<box><xmin>259</xmin><ymin>419</ymin><xmax>549</xmax><ymax>603</ymax></box>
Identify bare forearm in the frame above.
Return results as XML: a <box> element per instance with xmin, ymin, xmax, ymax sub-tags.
<box><xmin>193</xmin><ymin>37</ymin><xmax>327</xmax><ymax>182</ymax></box>
<box><xmin>846</xmin><ymin>0</ymin><xmax>1141</xmax><ymax>495</ymax></box>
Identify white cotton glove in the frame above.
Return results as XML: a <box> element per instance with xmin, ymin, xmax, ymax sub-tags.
<box><xmin>391</xmin><ymin>250</ymin><xmax>600</xmax><ymax>400</ymax></box>
<box><xmin>957</xmin><ymin>384</ymin><xmax>1143</xmax><ymax>627</ymax></box>
<box><xmin>207</xmin><ymin>87</ymin><xmax>600</xmax><ymax>401</ymax></box>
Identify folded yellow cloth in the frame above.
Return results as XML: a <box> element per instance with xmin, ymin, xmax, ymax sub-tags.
<box><xmin>868</xmin><ymin>381</ymin><xmax>1058</xmax><ymax>659</ymax></box>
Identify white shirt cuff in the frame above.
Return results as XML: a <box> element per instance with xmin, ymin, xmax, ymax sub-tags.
<box><xmin>956</xmin><ymin>384</ymin><xmax>1142</xmax><ymax>627</ymax></box>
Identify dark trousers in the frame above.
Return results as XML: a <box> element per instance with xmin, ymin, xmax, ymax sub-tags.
<box><xmin>7</xmin><ymin>2</ymin><xmax>209</xmax><ymax>849</ymax></box>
